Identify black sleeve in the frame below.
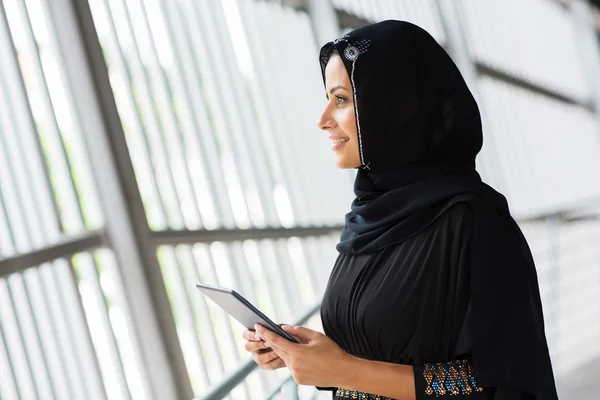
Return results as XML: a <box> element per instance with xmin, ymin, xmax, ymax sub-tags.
<box><xmin>414</xmin><ymin>359</ymin><xmax>485</xmax><ymax>399</ymax></box>
<box><xmin>411</xmin><ymin>203</ymin><xmax>541</xmax><ymax>400</ymax></box>
<box><xmin>413</xmin><ymin>359</ymin><xmax>535</xmax><ymax>399</ymax></box>
<box><xmin>315</xmin><ymin>385</ymin><xmax>336</xmax><ymax>397</ymax></box>
<box><xmin>414</xmin><ymin>359</ymin><xmax>486</xmax><ymax>398</ymax></box>
<box><xmin>465</xmin><ymin>200</ymin><xmax>558</xmax><ymax>399</ymax></box>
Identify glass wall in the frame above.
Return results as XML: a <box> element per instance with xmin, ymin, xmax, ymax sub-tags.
<box><xmin>1</xmin><ymin>0</ymin><xmax>598</xmax><ymax>399</ymax></box>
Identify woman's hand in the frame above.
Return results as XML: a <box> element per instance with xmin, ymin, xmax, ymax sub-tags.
<box><xmin>253</xmin><ymin>324</ymin><xmax>356</xmax><ymax>387</ymax></box>
<box><xmin>242</xmin><ymin>328</ymin><xmax>286</xmax><ymax>370</ymax></box>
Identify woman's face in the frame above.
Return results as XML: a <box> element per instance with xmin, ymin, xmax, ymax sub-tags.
<box><xmin>318</xmin><ymin>53</ymin><xmax>361</xmax><ymax>169</ymax></box>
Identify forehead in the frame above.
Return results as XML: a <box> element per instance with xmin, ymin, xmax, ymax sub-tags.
<box><xmin>324</xmin><ymin>54</ymin><xmax>350</xmax><ymax>87</ymax></box>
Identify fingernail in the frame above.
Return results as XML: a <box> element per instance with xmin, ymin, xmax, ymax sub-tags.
<box><xmin>263</xmin><ymin>342</ymin><xmax>269</xmax><ymax>347</ymax></box>
<box><xmin>254</xmin><ymin>333</ymin><xmax>261</xmax><ymax>341</ymax></box>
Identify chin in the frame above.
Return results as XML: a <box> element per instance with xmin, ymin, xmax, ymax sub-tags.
<box><xmin>335</xmin><ymin>157</ymin><xmax>360</xmax><ymax>169</ymax></box>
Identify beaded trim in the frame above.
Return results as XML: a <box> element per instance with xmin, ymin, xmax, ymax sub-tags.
<box><xmin>330</xmin><ymin>34</ymin><xmax>371</xmax><ymax>168</ymax></box>
<box><xmin>423</xmin><ymin>359</ymin><xmax>484</xmax><ymax>396</ymax></box>
<box><xmin>349</xmin><ymin>61</ymin><xmax>365</xmax><ymax>166</ymax></box>
<box><xmin>335</xmin><ymin>388</ymin><xmax>393</xmax><ymax>400</ymax></box>
<box><xmin>333</xmin><ymin>33</ymin><xmax>350</xmax><ymax>45</ymax></box>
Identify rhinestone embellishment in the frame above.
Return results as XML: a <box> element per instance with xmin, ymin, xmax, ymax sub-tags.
<box><xmin>423</xmin><ymin>359</ymin><xmax>484</xmax><ymax>396</ymax></box>
<box><xmin>342</xmin><ymin>39</ymin><xmax>371</xmax><ymax>61</ymax></box>
<box><xmin>335</xmin><ymin>388</ymin><xmax>392</xmax><ymax>399</ymax></box>
<box><xmin>344</xmin><ymin>45</ymin><xmax>360</xmax><ymax>61</ymax></box>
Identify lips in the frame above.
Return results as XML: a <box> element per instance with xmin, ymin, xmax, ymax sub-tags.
<box><xmin>331</xmin><ymin>137</ymin><xmax>349</xmax><ymax>144</ymax></box>
<box><xmin>330</xmin><ymin>136</ymin><xmax>349</xmax><ymax>150</ymax></box>
<box><xmin>329</xmin><ymin>134</ymin><xmax>349</xmax><ymax>141</ymax></box>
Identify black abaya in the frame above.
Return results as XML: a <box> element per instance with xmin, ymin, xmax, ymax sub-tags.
<box><xmin>316</xmin><ymin>20</ymin><xmax>558</xmax><ymax>399</ymax></box>
<box><xmin>321</xmin><ymin>203</ymin><xmax>537</xmax><ymax>399</ymax></box>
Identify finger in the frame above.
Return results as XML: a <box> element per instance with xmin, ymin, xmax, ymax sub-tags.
<box><xmin>255</xmin><ymin>324</ymin><xmax>296</xmax><ymax>353</ymax></box>
<box><xmin>242</xmin><ymin>329</ymin><xmax>262</xmax><ymax>342</ymax></box>
<box><xmin>244</xmin><ymin>340</ymin><xmax>269</xmax><ymax>353</ymax></box>
<box><xmin>254</xmin><ymin>349</ymin><xmax>280</xmax><ymax>365</ymax></box>
<box><xmin>281</xmin><ymin>325</ymin><xmax>320</xmax><ymax>342</ymax></box>
<box><xmin>268</xmin><ymin>340</ymin><xmax>290</xmax><ymax>365</ymax></box>
<box><xmin>262</xmin><ymin>357</ymin><xmax>285</xmax><ymax>370</ymax></box>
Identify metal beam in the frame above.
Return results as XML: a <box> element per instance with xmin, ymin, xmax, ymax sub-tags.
<box><xmin>336</xmin><ymin>9</ymin><xmax>371</xmax><ymax>29</ymax></box>
<box><xmin>560</xmin><ymin>203</ymin><xmax>600</xmax><ymax>222</ymax></box>
<box><xmin>515</xmin><ymin>195</ymin><xmax>600</xmax><ymax>223</ymax></box>
<box><xmin>570</xmin><ymin>0</ymin><xmax>600</xmax><ymax>113</ymax></box>
<box><xmin>265</xmin><ymin>376</ymin><xmax>296</xmax><ymax>400</ymax></box>
<box><xmin>150</xmin><ymin>226</ymin><xmax>343</xmax><ymax>245</ymax></box>
<box><xmin>435</xmin><ymin>0</ymin><xmax>480</xmax><ymax>86</ymax></box>
<box><xmin>283</xmin><ymin>0</ymin><xmax>308</xmax><ymax>12</ymax></box>
<box><xmin>45</xmin><ymin>0</ymin><xmax>193</xmax><ymax>398</ymax></box>
<box><xmin>476</xmin><ymin>63</ymin><xmax>595</xmax><ymax>111</ymax></box>
<box><xmin>196</xmin><ymin>302</ymin><xmax>322</xmax><ymax>400</ymax></box>
<box><xmin>334</xmin><ymin>7</ymin><xmax>449</xmax><ymax>41</ymax></box>
<box><xmin>305</xmin><ymin>0</ymin><xmax>340</xmax><ymax>45</ymax></box>
<box><xmin>0</xmin><ymin>230</ymin><xmax>105</xmax><ymax>277</ymax></box>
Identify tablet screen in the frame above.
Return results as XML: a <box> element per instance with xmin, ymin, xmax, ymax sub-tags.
<box><xmin>196</xmin><ymin>283</ymin><xmax>298</xmax><ymax>343</ymax></box>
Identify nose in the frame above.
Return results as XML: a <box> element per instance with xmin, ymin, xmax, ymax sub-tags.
<box><xmin>317</xmin><ymin>103</ymin><xmax>336</xmax><ymax>131</ymax></box>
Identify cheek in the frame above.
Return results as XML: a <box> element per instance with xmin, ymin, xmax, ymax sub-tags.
<box><xmin>341</xmin><ymin>109</ymin><xmax>358</xmax><ymax>140</ymax></box>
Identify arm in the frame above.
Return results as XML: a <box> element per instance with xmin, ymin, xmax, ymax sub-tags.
<box><xmin>255</xmin><ymin>325</ymin><xmax>488</xmax><ymax>400</ymax></box>
<box><xmin>339</xmin><ymin>356</ymin><xmax>487</xmax><ymax>400</ymax></box>
<box><xmin>337</xmin><ymin>355</ymin><xmax>416</xmax><ymax>400</ymax></box>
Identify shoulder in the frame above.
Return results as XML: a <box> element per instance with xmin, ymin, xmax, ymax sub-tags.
<box><xmin>444</xmin><ymin>201</ymin><xmax>473</xmax><ymax>220</ymax></box>
<box><xmin>413</xmin><ymin>201</ymin><xmax>476</xmax><ymax>251</ymax></box>
<box><xmin>436</xmin><ymin>201</ymin><xmax>474</xmax><ymax>232</ymax></box>
<box><xmin>379</xmin><ymin>202</ymin><xmax>475</xmax><ymax>254</ymax></box>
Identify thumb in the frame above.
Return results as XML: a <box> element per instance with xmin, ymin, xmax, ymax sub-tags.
<box><xmin>281</xmin><ymin>325</ymin><xmax>320</xmax><ymax>342</ymax></box>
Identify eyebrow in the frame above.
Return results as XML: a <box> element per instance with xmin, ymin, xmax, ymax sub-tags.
<box><xmin>328</xmin><ymin>85</ymin><xmax>349</xmax><ymax>95</ymax></box>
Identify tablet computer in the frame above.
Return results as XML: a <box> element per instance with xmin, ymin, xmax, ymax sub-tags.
<box><xmin>196</xmin><ymin>283</ymin><xmax>299</xmax><ymax>343</ymax></box>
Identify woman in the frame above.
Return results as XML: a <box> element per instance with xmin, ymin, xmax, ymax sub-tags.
<box><xmin>243</xmin><ymin>20</ymin><xmax>558</xmax><ymax>400</ymax></box>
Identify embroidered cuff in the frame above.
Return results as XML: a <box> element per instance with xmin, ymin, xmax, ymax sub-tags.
<box><xmin>335</xmin><ymin>388</ymin><xmax>394</xmax><ymax>399</ymax></box>
<box><xmin>417</xmin><ymin>359</ymin><xmax>484</xmax><ymax>397</ymax></box>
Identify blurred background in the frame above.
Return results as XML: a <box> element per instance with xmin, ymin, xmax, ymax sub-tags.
<box><xmin>0</xmin><ymin>0</ymin><xmax>599</xmax><ymax>399</ymax></box>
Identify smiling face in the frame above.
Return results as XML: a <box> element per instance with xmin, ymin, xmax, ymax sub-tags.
<box><xmin>317</xmin><ymin>52</ymin><xmax>361</xmax><ymax>169</ymax></box>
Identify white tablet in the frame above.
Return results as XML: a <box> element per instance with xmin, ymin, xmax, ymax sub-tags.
<box><xmin>196</xmin><ymin>283</ymin><xmax>299</xmax><ymax>343</ymax></box>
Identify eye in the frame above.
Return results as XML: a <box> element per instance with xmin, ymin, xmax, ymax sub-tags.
<box><xmin>335</xmin><ymin>95</ymin><xmax>348</xmax><ymax>106</ymax></box>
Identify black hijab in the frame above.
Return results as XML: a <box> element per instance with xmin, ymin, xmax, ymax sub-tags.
<box><xmin>319</xmin><ymin>21</ymin><xmax>558</xmax><ymax>399</ymax></box>
<box><xmin>319</xmin><ymin>20</ymin><xmax>508</xmax><ymax>255</ymax></box>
